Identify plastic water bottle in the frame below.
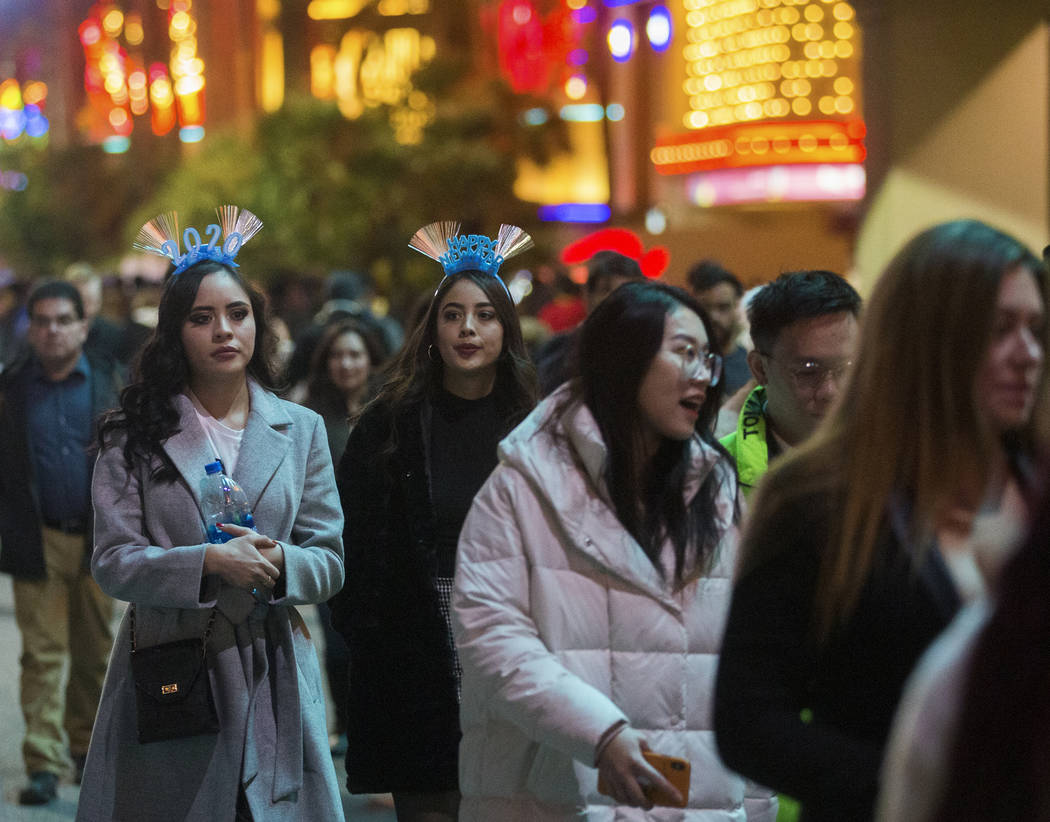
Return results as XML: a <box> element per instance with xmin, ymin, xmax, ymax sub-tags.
<box><xmin>199</xmin><ymin>460</ymin><xmax>255</xmax><ymax>543</ymax></box>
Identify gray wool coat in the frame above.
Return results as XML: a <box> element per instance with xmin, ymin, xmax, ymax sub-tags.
<box><xmin>76</xmin><ymin>383</ymin><xmax>346</xmax><ymax>822</ymax></box>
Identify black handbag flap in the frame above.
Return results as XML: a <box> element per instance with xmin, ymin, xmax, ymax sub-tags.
<box><xmin>130</xmin><ymin>637</ymin><xmax>208</xmax><ymax>706</ymax></box>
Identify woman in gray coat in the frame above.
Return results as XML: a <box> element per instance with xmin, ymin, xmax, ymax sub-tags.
<box><xmin>76</xmin><ymin>257</ymin><xmax>346</xmax><ymax>821</ymax></box>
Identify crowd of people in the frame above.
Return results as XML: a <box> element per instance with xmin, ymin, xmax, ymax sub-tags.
<box><xmin>0</xmin><ymin>213</ymin><xmax>1045</xmax><ymax>822</ymax></box>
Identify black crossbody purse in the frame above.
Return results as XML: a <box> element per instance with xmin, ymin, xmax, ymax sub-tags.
<box><xmin>129</xmin><ymin>605</ymin><xmax>220</xmax><ymax>744</ymax></box>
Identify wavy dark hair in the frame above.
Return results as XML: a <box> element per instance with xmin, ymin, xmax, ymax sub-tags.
<box><xmin>366</xmin><ymin>269</ymin><xmax>537</xmax><ymax>463</ymax></box>
<box><xmin>557</xmin><ymin>280</ymin><xmax>735</xmax><ymax>583</ymax></box>
<box><xmin>98</xmin><ymin>260</ymin><xmax>279</xmax><ymax>479</ymax></box>
<box><xmin>304</xmin><ymin>317</ymin><xmax>386</xmax><ymax>422</ymax></box>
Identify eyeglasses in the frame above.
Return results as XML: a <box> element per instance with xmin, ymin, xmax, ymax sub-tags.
<box><xmin>761</xmin><ymin>353</ymin><xmax>853</xmax><ymax>395</ymax></box>
<box><xmin>673</xmin><ymin>344</ymin><xmax>723</xmax><ymax>386</ymax></box>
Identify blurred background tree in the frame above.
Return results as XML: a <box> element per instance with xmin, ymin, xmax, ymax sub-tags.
<box><xmin>0</xmin><ymin>139</ymin><xmax>171</xmax><ymax>277</ymax></box>
<box><xmin>0</xmin><ymin>54</ymin><xmax>564</xmax><ymax>317</ymax></box>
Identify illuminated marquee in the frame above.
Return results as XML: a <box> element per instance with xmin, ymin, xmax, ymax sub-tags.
<box><xmin>681</xmin><ymin>0</ymin><xmax>861</xmax><ymax>130</ymax></box>
<box><xmin>653</xmin><ymin>0</ymin><xmax>864</xmax><ymax>202</ymax></box>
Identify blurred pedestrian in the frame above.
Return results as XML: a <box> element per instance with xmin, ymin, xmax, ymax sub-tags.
<box><xmin>533</xmin><ymin>250</ymin><xmax>645</xmax><ymax>395</ymax></box>
<box><xmin>65</xmin><ymin>262</ymin><xmax>127</xmax><ymax>368</ymax></box>
<box><xmin>77</xmin><ymin>210</ymin><xmax>346</xmax><ymax>821</ymax></box>
<box><xmin>284</xmin><ymin>270</ymin><xmax>399</xmax><ymax>399</ymax></box>
<box><xmin>0</xmin><ymin>268</ymin><xmax>28</xmax><ymax>371</ymax></box>
<box><xmin>96</xmin><ymin>273</ymin><xmax>154</xmax><ymax>367</ymax></box>
<box><xmin>303</xmin><ymin>316</ymin><xmax>387</xmax><ymax>756</ymax></box>
<box><xmin>876</xmin><ymin>458</ymin><xmax>1045</xmax><ymax>822</ymax></box>
<box><xmin>536</xmin><ymin>269</ymin><xmax>585</xmax><ymax>333</ymax></box>
<box><xmin>688</xmin><ymin>259</ymin><xmax>751</xmax><ymax>395</ymax></box>
<box><xmin>305</xmin><ymin>316</ymin><xmax>387</xmax><ymax>462</ymax></box>
<box><xmin>0</xmin><ymin>280</ymin><xmax>121</xmax><ymax>805</ymax></box>
<box><xmin>454</xmin><ymin>281</ymin><xmax>777</xmax><ymax>820</ymax></box>
<box><xmin>329</xmin><ymin>222</ymin><xmax>537</xmax><ymax>822</ymax></box>
<box><xmin>714</xmin><ymin>219</ymin><xmax>1046</xmax><ymax>822</ymax></box>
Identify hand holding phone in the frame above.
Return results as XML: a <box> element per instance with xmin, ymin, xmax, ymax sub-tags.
<box><xmin>637</xmin><ymin>751</ymin><xmax>690</xmax><ymax>808</ymax></box>
<box><xmin>597</xmin><ymin>729</ymin><xmax>690</xmax><ymax>808</ymax></box>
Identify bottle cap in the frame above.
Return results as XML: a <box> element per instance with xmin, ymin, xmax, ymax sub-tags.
<box><xmin>205</xmin><ymin>460</ymin><xmax>224</xmax><ymax>475</ymax></box>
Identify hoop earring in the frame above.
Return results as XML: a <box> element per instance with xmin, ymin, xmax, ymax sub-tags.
<box><xmin>427</xmin><ymin>344</ymin><xmax>441</xmax><ymax>363</ymax></box>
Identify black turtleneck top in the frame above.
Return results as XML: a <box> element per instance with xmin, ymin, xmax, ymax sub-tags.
<box><xmin>428</xmin><ymin>386</ymin><xmax>505</xmax><ymax>577</ymax></box>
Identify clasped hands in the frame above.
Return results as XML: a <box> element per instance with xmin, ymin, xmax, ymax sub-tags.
<box><xmin>202</xmin><ymin>522</ymin><xmax>284</xmax><ymax>598</ymax></box>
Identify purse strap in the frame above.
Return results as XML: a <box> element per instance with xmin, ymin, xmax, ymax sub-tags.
<box><xmin>129</xmin><ymin>603</ymin><xmax>217</xmax><ymax>657</ymax></box>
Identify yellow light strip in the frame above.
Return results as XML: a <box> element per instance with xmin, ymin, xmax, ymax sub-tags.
<box><xmin>651</xmin><ymin>119</ymin><xmax>866</xmax><ymax>175</ymax></box>
<box><xmin>307</xmin><ymin>0</ymin><xmax>369</xmax><ymax>20</ymax></box>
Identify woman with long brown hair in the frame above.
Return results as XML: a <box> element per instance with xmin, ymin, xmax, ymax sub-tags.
<box><xmin>304</xmin><ymin>317</ymin><xmax>386</xmax><ymax>460</ymax></box>
<box><xmin>714</xmin><ymin>219</ymin><xmax>1046</xmax><ymax>822</ymax></box>
<box><xmin>328</xmin><ymin>223</ymin><xmax>537</xmax><ymax>822</ymax></box>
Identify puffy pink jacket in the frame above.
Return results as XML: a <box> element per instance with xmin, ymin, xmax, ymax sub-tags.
<box><xmin>454</xmin><ymin>387</ymin><xmax>777</xmax><ymax>821</ymax></box>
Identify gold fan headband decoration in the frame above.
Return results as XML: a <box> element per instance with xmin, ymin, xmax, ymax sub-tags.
<box><xmin>133</xmin><ymin>205</ymin><xmax>263</xmax><ymax>276</ymax></box>
<box><xmin>409</xmin><ymin>221</ymin><xmax>533</xmax><ymax>295</ymax></box>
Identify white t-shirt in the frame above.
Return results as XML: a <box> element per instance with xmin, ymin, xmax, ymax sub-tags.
<box><xmin>186</xmin><ymin>392</ymin><xmax>245</xmax><ymax>477</ymax></box>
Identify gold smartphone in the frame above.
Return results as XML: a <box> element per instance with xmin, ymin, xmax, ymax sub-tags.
<box><xmin>598</xmin><ymin>750</ymin><xmax>690</xmax><ymax>808</ymax></box>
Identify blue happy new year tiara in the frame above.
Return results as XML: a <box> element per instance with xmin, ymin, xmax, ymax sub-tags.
<box><xmin>133</xmin><ymin>205</ymin><xmax>263</xmax><ymax>276</ymax></box>
<box><xmin>408</xmin><ymin>221</ymin><xmax>533</xmax><ymax>292</ymax></box>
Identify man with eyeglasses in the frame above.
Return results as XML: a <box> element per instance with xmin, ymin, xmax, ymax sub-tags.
<box><xmin>0</xmin><ymin>280</ymin><xmax>121</xmax><ymax>805</ymax></box>
<box><xmin>721</xmin><ymin>269</ymin><xmax>861</xmax><ymax>497</ymax></box>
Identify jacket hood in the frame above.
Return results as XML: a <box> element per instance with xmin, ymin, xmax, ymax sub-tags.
<box><xmin>496</xmin><ymin>384</ymin><xmax>737</xmax><ymax>599</ymax></box>
<box><xmin>500</xmin><ymin>383</ymin><xmax>727</xmax><ymax>498</ymax></box>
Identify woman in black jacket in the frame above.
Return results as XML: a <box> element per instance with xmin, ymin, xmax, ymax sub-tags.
<box><xmin>714</xmin><ymin>219</ymin><xmax>1046</xmax><ymax>822</ymax></box>
<box><xmin>329</xmin><ymin>223</ymin><xmax>536</xmax><ymax>822</ymax></box>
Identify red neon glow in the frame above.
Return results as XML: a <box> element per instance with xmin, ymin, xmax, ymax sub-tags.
<box><xmin>498</xmin><ymin>1</ymin><xmax>547</xmax><ymax>93</ymax></box>
<box><xmin>84</xmin><ymin>66</ymin><xmax>104</xmax><ymax>93</ymax></box>
<box><xmin>494</xmin><ymin>1</ymin><xmax>582</xmax><ymax>94</ymax></box>
<box><xmin>560</xmin><ymin>228</ymin><xmax>669</xmax><ymax>279</ymax></box>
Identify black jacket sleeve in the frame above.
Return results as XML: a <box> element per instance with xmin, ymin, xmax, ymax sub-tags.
<box><xmin>329</xmin><ymin>404</ymin><xmax>388</xmax><ymax>639</ymax></box>
<box><xmin>714</xmin><ymin>498</ymin><xmax>882</xmax><ymax>818</ymax></box>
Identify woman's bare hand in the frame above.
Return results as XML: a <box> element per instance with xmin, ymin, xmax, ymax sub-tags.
<box><xmin>597</xmin><ymin>727</ymin><xmax>683</xmax><ymax>809</ymax></box>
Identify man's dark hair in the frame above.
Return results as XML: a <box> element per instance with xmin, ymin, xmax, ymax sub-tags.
<box><xmin>687</xmin><ymin>259</ymin><xmax>743</xmax><ymax>297</ymax></box>
<box><xmin>747</xmin><ymin>269</ymin><xmax>861</xmax><ymax>353</ymax></box>
<box><xmin>27</xmin><ymin>280</ymin><xmax>85</xmax><ymax>320</ymax></box>
<box><xmin>586</xmin><ymin>251</ymin><xmax>643</xmax><ymax>294</ymax></box>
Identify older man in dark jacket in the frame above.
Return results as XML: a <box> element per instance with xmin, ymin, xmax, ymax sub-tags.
<box><xmin>0</xmin><ymin>280</ymin><xmax>121</xmax><ymax>805</ymax></box>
